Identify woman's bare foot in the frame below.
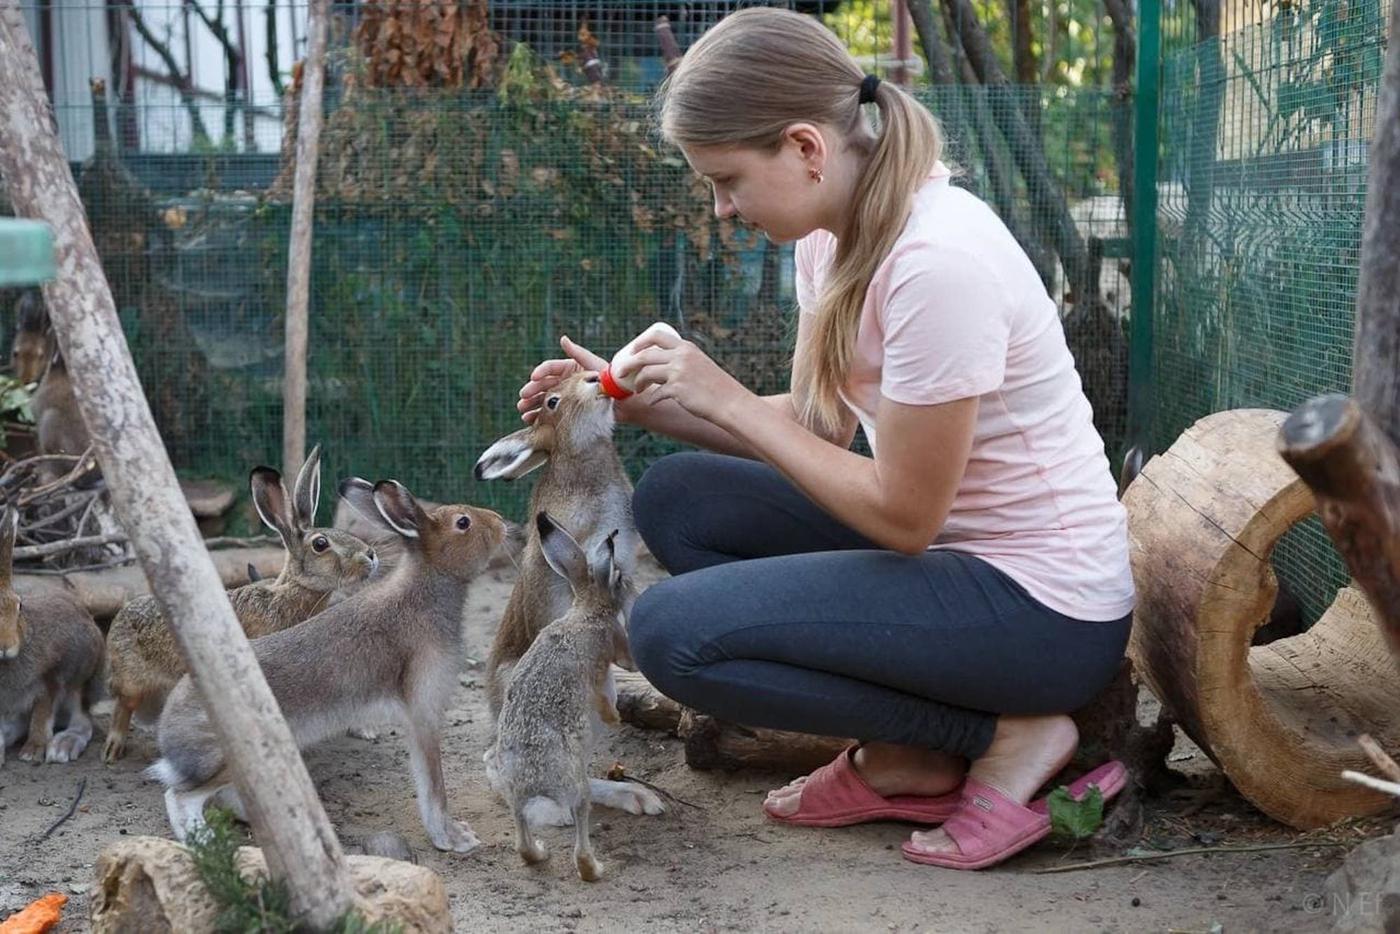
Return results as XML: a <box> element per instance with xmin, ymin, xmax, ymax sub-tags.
<box><xmin>763</xmin><ymin>742</ymin><xmax>967</xmax><ymax>818</ymax></box>
<box><xmin>905</xmin><ymin>714</ymin><xmax>1079</xmax><ymax>857</ymax></box>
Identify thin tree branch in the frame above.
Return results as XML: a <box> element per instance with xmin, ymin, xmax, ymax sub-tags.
<box><xmin>114</xmin><ymin>0</ymin><xmax>210</xmax><ymax>142</ymax></box>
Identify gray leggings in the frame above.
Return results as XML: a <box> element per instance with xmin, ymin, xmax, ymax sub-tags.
<box><xmin>627</xmin><ymin>452</ymin><xmax>1131</xmax><ymax>760</ymax></box>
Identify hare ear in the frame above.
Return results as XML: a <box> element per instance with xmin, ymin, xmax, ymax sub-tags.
<box><xmin>0</xmin><ymin>505</ymin><xmax>16</xmax><ymax>586</ymax></box>
<box><xmin>536</xmin><ymin>511</ymin><xmax>587</xmax><ymax>587</ymax></box>
<box><xmin>337</xmin><ymin>477</ymin><xmax>383</xmax><ymax>528</ymax></box>
<box><xmin>291</xmin><ymin>444</ymin><xmax>322</xmax><ymax>530</ymax></box>
<box><xmin>250</xmin><ymin>466</ymin><xmax>296</xmax><ymax>547</ymax></box>
<box><xmin>588</xmin><ymin>529</ymin><xmax>619</xmax><ymax>590</ymax></box>
<box><xmin>475</xmin><ymin>426</ymin><xmax>549</xmax><ymax>481</ymax></box>
<box><xmin>372</xmin><ymin>480</ymin><xmax>428</xmax><ymax>539</ymax></box>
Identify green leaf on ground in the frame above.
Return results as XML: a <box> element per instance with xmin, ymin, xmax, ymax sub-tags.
<box><xmin>1047</xmin><ymin>785</ymin><xmax>1105</xmax><ymax>841</ymax></box>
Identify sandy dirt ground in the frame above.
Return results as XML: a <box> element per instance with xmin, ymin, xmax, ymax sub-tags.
<box><xmin>0</xmin><ymin>556</ymin><xmax>1387</xmax><ymax>933</ymax></box>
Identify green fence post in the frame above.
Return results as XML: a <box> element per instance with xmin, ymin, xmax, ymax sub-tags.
<box><xmin>1128</xmin><ymin>0</ymin><xmax>1162</xmax><ymax>453</ymax></box>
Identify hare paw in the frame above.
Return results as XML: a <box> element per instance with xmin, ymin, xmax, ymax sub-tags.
<box><xmin>47</xmin><ymin>729</ymin><xmax>90</xmax><ymax>763</ymax></box>
<box><xmin>347</xmin><ymin>726</ymin><xmax>381</xmax><ymax>741</ymax></box>
<box><xmin>590</xmin><ymin>778</ymin><xmax>666</xmax><ymax>816</ymax></box>
<box><xmin>430</xmin><ymin>820</ymin><xmax>481</xmax><ymax>854</ymax></box>
<box><xmin>19</xmin><ymin>738</ymin><xmax>47</xmax><ymax>763</ymax></box>
<box><xmin>102</xmin><ymin>732</ymin><xmax>126</xmax><ymax>764</ymax></box>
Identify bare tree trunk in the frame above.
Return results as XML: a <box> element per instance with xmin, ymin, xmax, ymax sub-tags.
<box><xmin>116</xmin><ymin>0</ymin><xmax>210</xmax><ymax>144</ymax></box>
<box><xmin>264</xmin><ymin>0</ymin><xmax>285</xmax><ymax>97</ymax></box>
<box><xmin>940</xmin><ymin>0</ymin><xmax>1095</xmax><ymax>300</ymax></box>
<box><xmin>921</xmin><ymin>0</ymin><xmax>1054</xmax><ymax>286</ymax></box>
<box><xmin>938</xmin><ymin>0</ymin><xmax>1127</xmax><ymax>441</ymax></box>
<box><xmin>1184</xmin><ymin>0</ymin><xmax>1223</xmax><ymax>243</ymax></box>
<box><xmin>1104</xmin><ymin>0</ymin><xmax>1136</xmax><ymax>230</ymax></box>
<box><xmin>234</xmin><ymin>0</ymin><xmax>254</xmax><ymax>150</ymax></box>
<box><xmin>1279</xmin><ymin>0</ymin><xmax>1400</xmax><ymax>918</ymax></box>
<box><xmin>1280</xmin><ymin>397</ymin><xmax>1400</xmax><ymax>660</ymax></box>
<box><xmin>0</xmin><ymin>6</ymin><xmax>353</xmax><ymax>927</ymax></box>
<box><xmin>1009</xmin><ymin>0</ymin><xmax>1039</xmax><ymax>135</ymax></box>
<box><xmin>282</xmin><ymin>0</ymin><xmax>329</xmax><ymax>483</ymax></box>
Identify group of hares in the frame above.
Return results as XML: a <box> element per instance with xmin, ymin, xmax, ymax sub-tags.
<box><xmin>0</xmin><ymin>301</ymin><xmax>661</xmax><ymax>883</ymax></box>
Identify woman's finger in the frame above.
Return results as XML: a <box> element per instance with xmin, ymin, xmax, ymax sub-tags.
<box><xmin>631</xmin><ymin>361</ymin><xmax>671</xmax><ymax>393</ymax></box>
<box><xmin>629</xmin><ymin>328</ymin><xmax>684</xmax><ymax>353</ymax></box>
<box><xmin>528</xmin><ymin>358</ymin><xmax>576</xmax><ymax>385</ymax></box>
<box><xmin>561</xmin><ymin>335</ymin><xmax>609</xmax><ymax>371</ymax></box>
<box><xmin>614</xmin><ymin>345</ymin><xmax>673</xmax><ymax>381</ymax></box>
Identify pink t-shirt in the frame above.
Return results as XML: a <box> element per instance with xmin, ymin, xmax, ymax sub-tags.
<box><xmin>795</xmin><ymin>164</ymin><xmax>1136</xmax><ymax>622</ymax></box>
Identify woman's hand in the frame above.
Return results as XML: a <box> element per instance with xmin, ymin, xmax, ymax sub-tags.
<box><xmin>617</xmin><ymin>329</ymin><xmax>752</xmax><ymax>424</ymax></box>
<box><xmin>516</xmin><ymin>336</ymin><xmax>608</xmax><ymax>423</ymax></box>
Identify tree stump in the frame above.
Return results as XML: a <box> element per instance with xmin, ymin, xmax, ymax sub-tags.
<box><xmin>1123</xmin><ymin>408</ymin><xmax>1400</xmax><ymax>829</ymax></box>
<box><xmin>88</xmin><ymin>837</ymin><xmax>449</xmax><ymax>934</ymax></box>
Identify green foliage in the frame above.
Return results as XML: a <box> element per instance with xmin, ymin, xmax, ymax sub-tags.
<box><xmin>185</xmin><ymin>808</ymin><xmax>401</xmax><ymax>934</ymax></box>
<box><xmin>1046</xmin><ymin>785</ymin><xmax>1105</xmax><ymax>841</ymax></box>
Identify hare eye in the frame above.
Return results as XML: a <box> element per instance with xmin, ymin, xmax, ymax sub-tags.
<box><xmin>311</xmin><ymin>535</ymin><xmax>330</xmax><ymax>553</ymax></box>
<box><xmin>546</xmin><ymin>395</ymin><xmax>561</xmax><ymax>410</ymax></box>
<box><xmin>455</xmin><ymin>515</ymin><xmax>471</xmax><ymax>531</ymax></box>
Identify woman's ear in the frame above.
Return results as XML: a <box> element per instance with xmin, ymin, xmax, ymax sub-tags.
<box><xmin>783</xmin><ymin>122</ymin><xmax>828</xmax><ymax>165</ymax></box>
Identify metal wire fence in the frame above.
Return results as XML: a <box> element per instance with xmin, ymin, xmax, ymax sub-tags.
<box><xmin>4</xmin><ymin>0</ymin><xmax>1133</xmax><ymax>530</ymax></box>
<box><xmin>1149</xmin><ymin>0</ymin><xmax>1389</xmax><ymax>624</ymax></box>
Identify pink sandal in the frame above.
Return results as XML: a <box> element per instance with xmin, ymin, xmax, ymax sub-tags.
<box><xmin>764</xmin><ymin>746</ymin><xmax>964</xmax><ymax>828</ymax></box>
<box><xmin>900</xmin><ymin>760</ymin><xmax>1127</xmax><ymax>870</ymax></box>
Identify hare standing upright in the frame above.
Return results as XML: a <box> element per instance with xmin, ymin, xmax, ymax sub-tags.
<box><xmin>0</xmin><ymin>506</ymin><xmax>105</xmax><ymax>765</ymax></box>
<box><xmin>103</xmin><ymin>447</ymin><xmax>378</xmax><ymax>762</ymax></box>
<box><xmin>151</xmin><ymin>479</ymin><xmax>508</xmax><ymax>853</ymax></box>
<box><xmin>10</xmin><ymin>292</ymin><xmax>90</xmax><ymax>466</ymax></box>
<box><xmin>488</xmin><ymin>512</ymin><xmax>635</xmax><ymax>881</ymax></box>
<box><xmin>475</xmin><ymin>371</ymin><xmax>663</xmax><ymax>820</ymax></box>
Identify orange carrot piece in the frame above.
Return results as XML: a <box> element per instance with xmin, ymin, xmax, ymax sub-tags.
<box><xmin>0</xmin><ymin>892</ymin><xmax>68</xmax><ymax>934</ymax></box>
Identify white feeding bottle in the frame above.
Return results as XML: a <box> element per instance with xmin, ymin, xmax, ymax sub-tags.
<box><xmin>598</xmin><ymin>322</ymin><xmax>681</xmax><ymax>400</ymax></box>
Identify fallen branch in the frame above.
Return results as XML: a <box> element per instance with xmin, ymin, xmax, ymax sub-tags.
<box><xmin>18</xmin><ymin>445</ymin><xmax>99</xmax><ymax>505</ymax></box>
<box><xmin>37</xmin><ymin>777</ymin><xmax>86</xmax><ymax>841</ymax></box>
<box><xmin>13</xmin><ymin>532</ymin><xmax>125</xmax><ymax>559</ymax></box>
<box><xmin>1033</xmin><ymin>840</ymin><xmax>1351</xmax><ymax>874</ymax></box>
<box><xmin>203</xmin><ymin>535</ymin><xmax>280</xmax><ymax>550</ymax></box>
<box><xmin>22</xmin><ymin>490</ymin><xmax>101</xmax><ymax>532</ymax></box>
<box><xmin>1359</xmin><ymin>733</ymin><xmax>1400</xmax><ymax>784</ymax></box>
<box><xmin>1341</xmin><ymin>770</ymin><xmax>1400</xmax><ymax>798</ymax></box>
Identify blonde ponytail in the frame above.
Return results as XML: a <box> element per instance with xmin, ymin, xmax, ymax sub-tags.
<box><xmin>657</xmin><ymin>7</ymin><xmax>943</xmax><ymax>437</ymax></box>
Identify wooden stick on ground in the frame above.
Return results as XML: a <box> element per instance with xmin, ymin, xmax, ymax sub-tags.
<box><xmin>1033</xmin><ymin>840</ymin><xmax>1351</xmax><ymax>875</ymax></box>
<box><xmin>0</xmin><ymin>5</ymin><xmax>352</xmax><ymax>925</ymax></box>
<box><xmin>1359</xmin><ymin>734</ymin><xmax>1400</xmax><ymax>784</ymax></box>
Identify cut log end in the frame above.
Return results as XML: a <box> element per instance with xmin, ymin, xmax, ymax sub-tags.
<box><xmin>1127</xmin><ymin>408</ymin><xmax>1400</xmax><ymax>829</ymax></box>
<box><xmin>1278</xmin><ymin>392</ymin><xmax>1357</xmax><ymax>456</ymax></box>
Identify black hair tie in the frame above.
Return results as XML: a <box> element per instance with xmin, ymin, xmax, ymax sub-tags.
<box><xmin>859</xmin><ymin>74</ymin><xmax>881</xmax><ymax>104</ymax></box>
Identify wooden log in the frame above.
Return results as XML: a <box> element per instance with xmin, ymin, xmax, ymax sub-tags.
<box><xmin>614</xmin><ymin>669</ymin><xmax>682</xmax><ymax>733</ymax></box>
<box><xmin>1279</xmin><ymin>395</ymin><xmax>1400</xmax><ymax>662</ymax></box>
<box><xmin>0</xmin><ymin>5</ymin><xmax>353</xmax><ymax>924</ymax></box>
<box><xmin>281</xmin><ymin>0</ymin><xmax>329</xmax><ymax>483</ymax></box>
<box><xmin>677</xmin><ymin>708</ymin><xmax>850</xmax><ymax>775</ymax></box>
<box><xmin>14</xmin><ymin>546</ymin><xmax>283</xmax><ymax>623</ymax></box>
<box><xmin>1123</xmin><ymin>408</ymin><xmax>1400</xmax><ymax>829</ymax></box>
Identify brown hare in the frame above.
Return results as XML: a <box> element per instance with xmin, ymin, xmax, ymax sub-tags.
<box><xmin>0</xmin><ymin>505</ymin><xmax>105</xmax><ymax>766</ymax></box>
<box><xmin>487</xmin><ymin>512</ymin><xmax>635</xmax><ymax>881</ymax></box>
<box><xmin>151</xmin><ymin>478</ymin><xmax>509</xmax><ymax>854</ymax></box>
<box><xmin>475</xmin><ymin>371</ymin><xmax>663</xmax><ymax>822</ymax></box>
<box><xmin>103</xmin><ymin>446</ymin><xmax>377</xmax><ymax>762</ymax></box>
